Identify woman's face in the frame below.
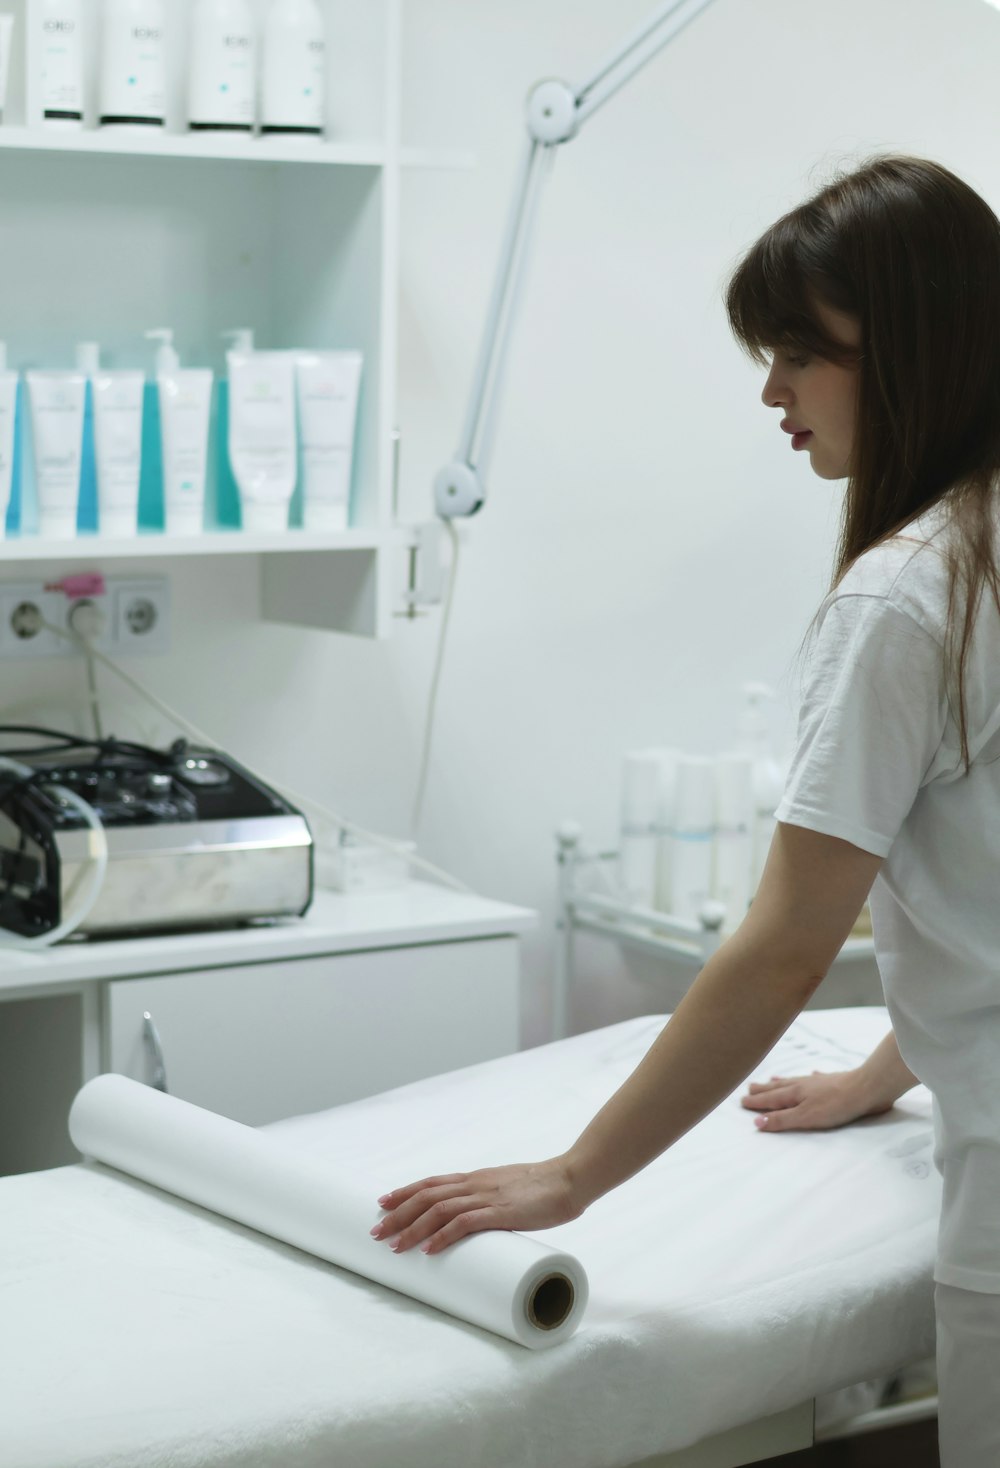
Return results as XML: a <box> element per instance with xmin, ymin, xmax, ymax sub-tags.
<box><xmin>760</xmin><ymin>300</ymin><xmax>862</xmax><ymax>480</ymax></box>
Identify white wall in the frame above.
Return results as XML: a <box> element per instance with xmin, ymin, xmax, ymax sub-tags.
<box><xmin>4</xmin><ymin>0</ymin><xmax>999</xmax><ymax>1047</ymax></box>
<box><xmin>390</xmin><ymin>0</ymin><xmax>1000</xmax><ymax>1040</ymax></box>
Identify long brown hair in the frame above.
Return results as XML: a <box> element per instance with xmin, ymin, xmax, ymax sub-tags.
<box><xmin>725</xmin><ymin>154</ymin><xmax>1000</xmax><ymax>774</ymax></box>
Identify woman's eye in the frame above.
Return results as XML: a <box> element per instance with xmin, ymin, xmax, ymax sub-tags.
<box><xmin>789</xmin><ymin>355</ymin><xmax>810</xmax><ymax>368</ymax></box>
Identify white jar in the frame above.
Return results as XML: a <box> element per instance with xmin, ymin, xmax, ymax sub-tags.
<box><xmin>189</xmin><ymin>0</ymin><xmax>256</xmax><ymax>133</ymax></box>
<box><xmin>99</xmin><ymin>0</ymin><xmax>166</xmax><ymax>129</ymax></box>
<box><xmin>261</xmin><ymin>0</ymin><xmax>325</xmax><ymax>140</ymax></box>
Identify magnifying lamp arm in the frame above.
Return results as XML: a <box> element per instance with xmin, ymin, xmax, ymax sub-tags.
<box><xmin>432</xmin><ymin>0</ymin><xmax>720</xmax><ymax>521</ymax></box>
<box><xmin>434</xmin><ymin>136</ymin><xmax>551</xmax><ymax>519</ymax></box>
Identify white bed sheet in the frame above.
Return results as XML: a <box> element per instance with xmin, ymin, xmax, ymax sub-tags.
<box><xmin>0</xmin><ymin>1006</ymin><xmax>939</xmax><ymax>1468</ymax></box>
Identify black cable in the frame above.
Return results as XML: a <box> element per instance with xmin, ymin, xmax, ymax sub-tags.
<box><xmin>0</xmin><ymin>725</ymin><xmax>185</xmax><ymax>767</ymax></box>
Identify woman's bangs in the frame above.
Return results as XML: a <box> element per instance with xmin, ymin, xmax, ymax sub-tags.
<box><xmin>725</xmin><ymin>220</ymin><xmax>848</xmax><ymax>365</ymax></box>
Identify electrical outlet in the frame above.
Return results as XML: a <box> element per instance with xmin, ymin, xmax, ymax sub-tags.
<box><xmin>0</xmin><ymin>577</ymin><xmax>171</xmax><ymax>658</ymax></box>
<box><xmin>0</xmin><ymin>585</ymin><xmax>65</xmax><ymax>659</ymax></box>
<box><xmin>112</xmin><ymin>579</ymin><xmax>171</xmax><ymax>656</ymax></box>
<box><xmin>64</xmin><ymin>596</ymin><xmax>114</xmax><ymax>655</ymax></box>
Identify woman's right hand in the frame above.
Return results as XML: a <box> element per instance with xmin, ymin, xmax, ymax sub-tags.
<box><xmin>741</xmin><ymin>1069</ymin><xmax>888</xmax><ymax>1132</ymax></box>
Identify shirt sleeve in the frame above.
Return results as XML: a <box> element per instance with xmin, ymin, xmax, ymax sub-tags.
<box><xmin>774</xmin><ymin>593</ymin><xmax>949</xmax><ymax>858</ymax></box>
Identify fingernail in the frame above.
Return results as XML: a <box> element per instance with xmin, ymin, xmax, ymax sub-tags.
<box><xmin>755</xmin><ymin>1117</ymin><xmax>767</xmax><ymax>1128</ymax></box>
<box><xmin>420</xmin><ymin>1242</ymin><xmax>431</xmax><ymax>1254</ymax></box>
<box><xmin>369</xmin><ymin>1225</ymin><xmax>382</xmax><ymax>1237</ymax></box>
<box><xmin>377</xmin><ymin>1194</ymin><xmax>390</xmax><ymax>1206</ymax></box>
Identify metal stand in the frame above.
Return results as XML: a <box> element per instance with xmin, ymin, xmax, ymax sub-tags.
<box><xmin>553</xmin><ymin>822</ymin><xmax>876</xmax><ymax>1041</ymax></box>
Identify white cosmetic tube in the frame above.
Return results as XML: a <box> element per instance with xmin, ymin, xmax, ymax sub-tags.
<box><xmin>0</xmin><ymin>16</ymin><xmax>14</xmax><ymax>124</ymax></box>
<box><xmin>226</xmin><ymin>350</ymin><xmax>297</xmax><ymax>532</ymax></box>
<box><xmin>0</xmin><ymin>358</ymin><xmax>16</xmax><ymax>539</ymax></box>
<box><xmin>666</xmin><ymin>755</ymin><xmax>716</xmax><ymax>925</ymax></box>
<box><xmin>711</xmin><ymin>752</ymin><xmax>754</xmax><ymax>934</ymax></box>
<box><xmin>40</xmin><ymin>0</ymin><xmax>84</xmax><ymax>128</ymax></box>
<box><xmin>294</xmin><ymin>351</ymin><xmax>362</xmax><ymax>531</ymax></box>
<box><xmin>93</xmin><ymin>370</ymin><xmax>144</xmax><ymax>536</ymax></box>
<box><xmin>27</xmin><ymin>371</ymin><xmax>86</xmax><ymax>539</ymax></box>
<box><xmin>158</xmin><ymin>369</ymin><xmax>212</xmax><ymax>535</ymax></box>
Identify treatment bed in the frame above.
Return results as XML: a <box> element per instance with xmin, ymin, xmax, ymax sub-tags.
<box><xmin>0</xmin><ymin>1005</ymin><xmax>939</xmax><ymax>1468</ymax></box>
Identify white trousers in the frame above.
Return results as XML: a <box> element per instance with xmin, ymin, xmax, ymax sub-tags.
<box><xmin>936</xmin><ymin>1281</ymin><xmax>1000</xmax><ymax>1466</ymax></box>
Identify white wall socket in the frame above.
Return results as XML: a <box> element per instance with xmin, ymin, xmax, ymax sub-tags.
<box><xmin>112</xmin><ymin>579</ymin><xmax>171</xmax><ymax>656</ymax></box>
<box><xmin>0</xmin><ymin>578</ymin><xmax>171</xmax><ymax>659</ymax></box>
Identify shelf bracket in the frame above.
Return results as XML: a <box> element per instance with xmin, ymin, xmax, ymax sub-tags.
<box><xmin>394</xmin><ymin>521</ymin><xmax>447</xmax><ymax>619</ymax></box>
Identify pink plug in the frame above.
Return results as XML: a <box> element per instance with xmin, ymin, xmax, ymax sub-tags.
<box><xmin>44</xmin><ymin>574</ymin><xmax>108</xmax><ymax>598</ymax></box>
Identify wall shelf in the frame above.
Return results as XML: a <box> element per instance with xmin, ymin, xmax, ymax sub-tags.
<box><xmin>0</xmin><ymin>0</ymin><xmax>449</xmax><ymax>641</ymax></box>
<box><xmin>0</xmin><ymin>527</ymin><xmax>411</xmax><ymax>561</ymax></box>
<box><xmin>0</xmin><ymin>125</ymin><xmax>386</xmax><ymax>166</ymax></box>
<box><xmin>0</xmin><ymin>125</ymin><xmax>473</xmax><ymax>171</ymax></box>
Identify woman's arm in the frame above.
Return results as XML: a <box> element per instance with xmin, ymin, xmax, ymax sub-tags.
<box><xmin>740</xmin><ymin>1025</ymin><xmax>921</xmax><ymax>1131</ymax></box>
<box><xmin>375</xmin><ymin>822</ymin><xmax>886</xmax><ymax>1253</ymax></box>
<box><xmin>563</xmin><ymin>822</ymin><xmax>885</xmax><ymax>1205</ymax></box>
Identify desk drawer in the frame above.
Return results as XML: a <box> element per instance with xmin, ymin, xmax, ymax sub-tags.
<box><xmin>104</xmin><ymin>937</ymin><xmax>520</xmax><ymax>1126</ymax></box>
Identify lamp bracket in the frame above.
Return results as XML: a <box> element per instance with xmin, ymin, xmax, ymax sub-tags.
<box><xmin>434</xmin><ymin>461</ymin><xmax>485</xmax><ymax>519</ymax></box>
<box><xmin>526</xmin><ymin>79</ymin><xmax>579</xmax><ymax>145</ymax></box>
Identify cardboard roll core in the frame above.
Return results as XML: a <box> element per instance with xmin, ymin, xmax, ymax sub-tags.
<box><xmin>526</xmin><ymin>1272</ymin><xmax>575</xmax><ymax>1330</ymax></box>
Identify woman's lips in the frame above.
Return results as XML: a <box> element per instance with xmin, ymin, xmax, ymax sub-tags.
<box><xmin>791</xmin><ymin>431</ymin><xmax>813</xmax><ymax>450</ymax></box>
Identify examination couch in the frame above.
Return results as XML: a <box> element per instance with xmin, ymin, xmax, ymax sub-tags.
<box><xmin>0</xmin><ymin>1006</ymin><xmax>939</xmax><ymax>1468</ymax></box>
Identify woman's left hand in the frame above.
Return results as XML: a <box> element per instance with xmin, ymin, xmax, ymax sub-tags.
<box><xmin>371</xmin><ymin>1156</ymin><xmax>583</xmax><ymax>1255</ymax></box>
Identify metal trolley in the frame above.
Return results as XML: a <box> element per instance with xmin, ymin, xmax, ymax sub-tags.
<box><xmin>553</xmin><ymin>821</ymin><xmax>877</xmax><ymax>1043</ymax></box>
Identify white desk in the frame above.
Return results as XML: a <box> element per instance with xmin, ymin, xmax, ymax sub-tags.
<box><xmin>0</xmin><ymin>882</ymin><xmax>536</xmax><ymax>1176</ymax></box>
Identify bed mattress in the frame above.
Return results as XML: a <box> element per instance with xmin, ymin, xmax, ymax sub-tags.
<box><xmin>0</xmin><ymin>1006</ymin><xmax>939</xmax><ymax>1468</ymax></box>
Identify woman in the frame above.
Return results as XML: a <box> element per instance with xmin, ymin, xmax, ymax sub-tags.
<box><xmin>373</xmin><ymin>155</ymin><xmax>1000</xmax><ymax>1466</ymax></box>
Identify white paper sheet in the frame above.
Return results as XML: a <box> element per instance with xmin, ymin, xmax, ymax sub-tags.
<box><xmin>68</xmin><ymin>1072</ymin><xmax>589</xmax><ymax>1350</ymax></box>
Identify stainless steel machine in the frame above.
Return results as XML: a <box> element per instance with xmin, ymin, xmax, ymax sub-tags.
<box><xmin>0</xmin><ymin>727</ymin><xmax>313</xmax><ymax>941</ymax></box>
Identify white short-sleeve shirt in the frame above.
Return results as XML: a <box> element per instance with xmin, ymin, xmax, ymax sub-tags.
<box><xmin>775</xmin><ymin>501</ymin><xmax>1000</xmax><ymax>1292</ymax></box>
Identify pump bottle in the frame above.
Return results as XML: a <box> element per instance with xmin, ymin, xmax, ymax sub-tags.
<box><xmin>145</xmin><ymin>329</ymin><xmax>213</xmax><ymax>536</ymax></box>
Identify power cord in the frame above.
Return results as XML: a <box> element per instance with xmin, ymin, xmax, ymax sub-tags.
<box><xmin>37</xmin><ymin>613</ymin><xmax>474</xmax><ymax>895</ymax></box>
<box><xmin>66</xmin><ymin>598</ymin><xmax>105</xmax><ymax>741</ymax></box>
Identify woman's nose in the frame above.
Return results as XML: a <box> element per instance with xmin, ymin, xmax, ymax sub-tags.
<box><xmin>761</xmin><ymin>368</ymin><xmax>788</xmax><ymax>408</ymax></box>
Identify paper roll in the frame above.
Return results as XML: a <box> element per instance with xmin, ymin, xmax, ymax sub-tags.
<box><xmin>68</xmin><ymin>1074</ymin><xmax>588</xmax><ymax>1351</ymax></box>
